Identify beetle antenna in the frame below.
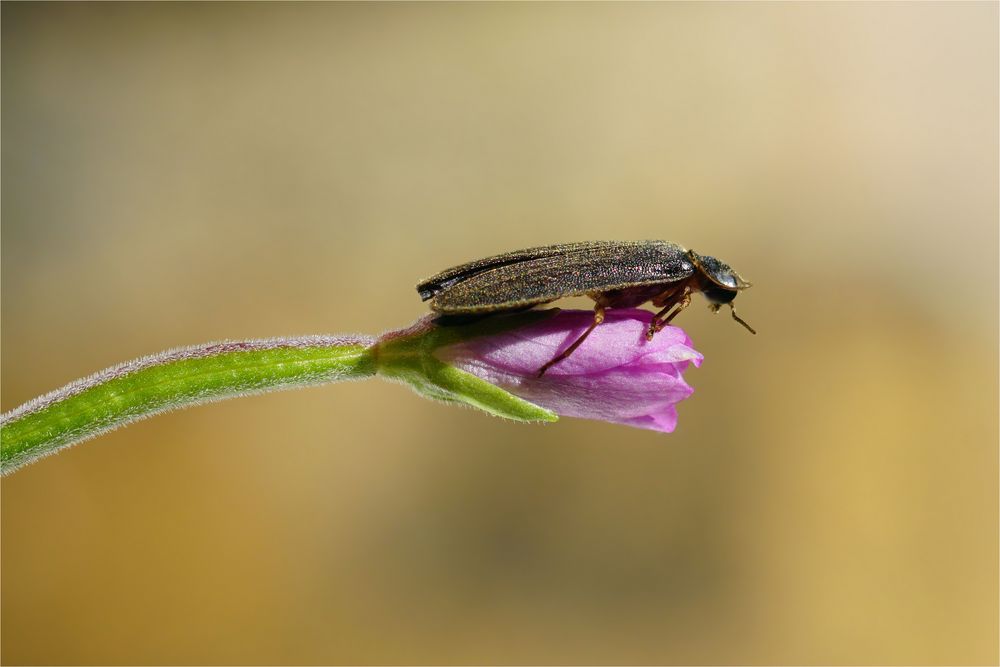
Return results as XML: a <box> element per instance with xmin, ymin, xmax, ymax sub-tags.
<box><xmin>729</xmin><ymin>304</ymin><xmax>756</xmax><ymax>335</ymax></box>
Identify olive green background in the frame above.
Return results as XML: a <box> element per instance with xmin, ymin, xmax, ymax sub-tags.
<box><xmin>2</xmin><ymin>3</ymin><xmax>997</xmax><ymax>665</ymax></box>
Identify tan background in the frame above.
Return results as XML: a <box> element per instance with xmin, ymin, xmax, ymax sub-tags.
<box><xmin>2</xmin><ymin>3</ymin><xmax>997</xmax><ymax>665</ymax></box>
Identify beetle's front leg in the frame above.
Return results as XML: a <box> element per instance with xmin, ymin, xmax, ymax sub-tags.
<box><xmin>646</xmin><ymin>290</ymin><xmax>691</xmax><ymax>340</ymax></box>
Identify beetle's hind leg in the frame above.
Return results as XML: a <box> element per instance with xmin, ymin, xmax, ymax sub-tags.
<box><xmin>536</xmin><ymin>303</ymin><xmax>605</xmax><ymax>377</ymax></box>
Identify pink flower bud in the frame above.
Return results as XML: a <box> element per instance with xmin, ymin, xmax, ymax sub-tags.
<box><xmin>436</xmin><ymin>309</ymin><xmax>702</xmax><ymax>432</ymax></box>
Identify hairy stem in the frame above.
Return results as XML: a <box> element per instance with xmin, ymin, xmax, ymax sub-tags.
<box><xmin>1</xmin><ymin>336</ymin><xmax>376</xmax><ymax>475</ymax></box>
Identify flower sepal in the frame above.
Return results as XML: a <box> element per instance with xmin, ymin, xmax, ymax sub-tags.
<box><xmin>374</xmin><ymin>311</ymin><xmax>560</xmax><ymax>423</ymax></box>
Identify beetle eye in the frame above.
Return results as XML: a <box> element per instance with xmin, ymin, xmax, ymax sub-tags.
<box><xmin>703</xmin><ymin>286</ymin><xmax>737</xmax><ymax>304</ymax></box>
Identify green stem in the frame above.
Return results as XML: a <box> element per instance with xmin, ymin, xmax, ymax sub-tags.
<box><xmin>1</xmin><ymin>336</ymin><xmax>376</xmax><ymax>475</ymax></box>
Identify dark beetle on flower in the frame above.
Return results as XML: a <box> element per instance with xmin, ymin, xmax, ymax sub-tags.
<box><xmin>417</xmin><ymin>241</ymin><xmax>754</xmax><ymax>375</ymax></box>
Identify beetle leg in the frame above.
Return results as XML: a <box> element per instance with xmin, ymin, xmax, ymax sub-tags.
<box><xmin>536</xmin><ymin>303</ymin><xmax>606</xmax><ymax>377</ymax></box>
<box><xmin>650</xmin><ymin>284</ymin><xmax>681</xmax><ymax>308</ymax></box>
<box><xmin>646</xmin><ymin>290</ymin><xmax>691</xmax><ymax>340</ymax></box>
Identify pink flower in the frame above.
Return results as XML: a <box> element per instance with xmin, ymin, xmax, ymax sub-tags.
<box><xmin>435</xmin><ymin>309</ymin><xmax>703</xmax><ymax>433</ymax></box>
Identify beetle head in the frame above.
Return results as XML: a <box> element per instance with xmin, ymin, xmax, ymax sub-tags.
<box><xmin>686</xmin><ymin>250</ymin><xmax>752</xmax><ymax>293</ymax></box>
<box><xmin>686</xmin><ymin>250</ymin><xmax>756</xmax><ymax>334</ymax></box>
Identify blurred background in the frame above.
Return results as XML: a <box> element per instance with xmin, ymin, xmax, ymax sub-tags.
<box><xmin>2</xmin><ymin>3</ymin><xmax>997</xmax><ymax>665</ymax></box>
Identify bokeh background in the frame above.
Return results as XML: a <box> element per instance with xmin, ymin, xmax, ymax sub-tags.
<box><xmin>2</xmin><ymin>3</ymin><xmax>997</xmax><ymax>665</ymax></box>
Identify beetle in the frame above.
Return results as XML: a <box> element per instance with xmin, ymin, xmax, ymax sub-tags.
<box><xmin>417</xmin><ymin>241</ymin><xmax>754</xmax><ymax>375</ymax></box>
